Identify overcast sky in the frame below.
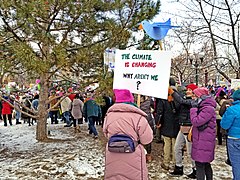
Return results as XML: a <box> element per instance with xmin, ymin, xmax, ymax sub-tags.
<box><xmin>151</xmin><ymin>0</ymin><xmax>206</xmax><ymax>54</ymax></box>
<box><xmin>154</xmin><ymin>0</ymin><xmax>183</xmax><ymax>23</ymax></box>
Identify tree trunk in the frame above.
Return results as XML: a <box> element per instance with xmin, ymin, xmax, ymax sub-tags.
<box><xmin>0</xmin><ymin>75</ymin><xmax>3</xmax><ymax>85</ymax></box>
<box><xmin>36</xmin><ymin>74</ymin><xmax>49</xmax><ymax>141</ymax></box>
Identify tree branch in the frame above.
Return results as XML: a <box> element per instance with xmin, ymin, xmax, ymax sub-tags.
<box><xmin>0</xmin><ymin>96</ymin><xmax>37</xmax><ymax>119</ymax></box>
<box><xmin>0</xmin><ymin>10</ymin><xmax>23</xmax><ymax>42</ymax></box>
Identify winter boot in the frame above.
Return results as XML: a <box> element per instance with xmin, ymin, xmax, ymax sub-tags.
<box><xmin>3</xmin><ymin>118</ymin><xmax>7</xmax><ymax>126</ymax></box>
<box><xmin>9</xmin><ymin>120</ymin><xmax>13</xmax><ymax>126</ymax></box>
<box><xmin>161</xmin><ymin>163</ymin><xmax>169</xmax><ymax>171</ymax></box>
<box><xmin>16</xmin><ymin>119</ymin><xmax>22</xmax><ymax>125</ymax></box>
<box><xmin>28</xmin><ymin>118</ymin><xmax>31</xmax><ymax>126</ymax></box>
<box><xmin>75</xmin><ymin>125</ymin><xmax>81</xmax><ymax>133</ymax></box>
<box><xmin>187</xmin><ymin>168</ymin><xmax>196</xmax><ymax>179</ymax></box>
<box><xmin>78</xmin><ymin>119</ymin><xmax>83</xmax><ymax>124</ymax></box>
<box><xmin>170</xmin><ymin>165</ymin><xmax>183</xmax><ymax>176</ymax></box>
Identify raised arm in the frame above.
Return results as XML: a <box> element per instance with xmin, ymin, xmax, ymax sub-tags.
<box><xmin>172</xmin><ymin>91</ymin><xmax>192</xmax><ymax>106</ymax></box>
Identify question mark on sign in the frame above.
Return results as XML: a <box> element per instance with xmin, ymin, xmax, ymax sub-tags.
<box><xmin>136</xmin><ymin>81</ymin><xmax>141</xmax><ymax>90</ymax></box>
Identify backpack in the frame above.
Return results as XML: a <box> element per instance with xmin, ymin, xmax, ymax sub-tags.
<box><xmin>108</xmin><ymin>134</ymin><xmax>138</xmax><ymax>153</ymax></box>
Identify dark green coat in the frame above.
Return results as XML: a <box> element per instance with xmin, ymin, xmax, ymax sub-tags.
<box><xmin>83</xmin><ymin>99</ymin><xmax>102</xmax><ymax>119</ymax></box>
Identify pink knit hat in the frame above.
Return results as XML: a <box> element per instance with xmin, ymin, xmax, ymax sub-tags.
<box><xmin>113</xmin><ymin>89</ymin><xmax>134</xmax><ymax>103</ymax></box>
<box><xmin>193</xmin><ymin>87</ymin><xmax>209</xmax><ymax>98</ymax></box>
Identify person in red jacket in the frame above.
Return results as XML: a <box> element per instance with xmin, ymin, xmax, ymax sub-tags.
<box><xmin>2</xmin><ymin>96</ymin><xmax>13</xmax><ymax>126</ymax></box>
<box><xmin>68</xmin><ymin>88</ymin><xmax>76</xmax><ymax>101</ymax></box>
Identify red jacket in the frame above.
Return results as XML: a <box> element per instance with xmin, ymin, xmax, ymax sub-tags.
<box><xmin>68</xmin><ymin>94</ymin><xmax>76</xmax><ymax>101</ymax></box>
<box><xmin>2</xmin><ymin>101</ymin><xmax>13</xmax><ymax>115</ymax></box>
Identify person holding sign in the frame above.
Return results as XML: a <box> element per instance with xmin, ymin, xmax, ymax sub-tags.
<box><xmin>155</xmin><ymin>78</ymin><xmax>181</xmax><ymax>171</ymax></box>
<box><xmin>103</xmin><ymin>89</ymin><xmax>153</xmax><ymax>180</ymax></box>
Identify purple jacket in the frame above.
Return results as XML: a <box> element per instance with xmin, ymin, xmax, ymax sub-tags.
<box><xmin>190</xmin><ymin>96</ymin><xmax>216</xmax><ymax>163</ymax></box>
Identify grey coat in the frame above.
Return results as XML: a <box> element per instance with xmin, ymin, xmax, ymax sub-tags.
<box><xmin>71</xmin><ymin>99</ymin><xmax>84</xmax><ymax>119</ymax></box>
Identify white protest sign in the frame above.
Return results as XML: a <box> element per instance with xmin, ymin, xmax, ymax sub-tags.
<box><xmin>104</xmin><ymin>48</ymin><xmax>116</xmax><ymax>71</ymax></box>
<box><xmin>231</xmin><ymin>79</ymin><xmax>240</xmax><ymax>90</ymax></box>
<box><xmin>113</xmin><ymin>50</ymin><xmax>172</xmax><ymax>99</ymax></box>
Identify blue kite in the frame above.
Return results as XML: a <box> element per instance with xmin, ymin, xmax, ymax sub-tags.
<box><xmin>139</xmin><ymin>18</ymin><xmax>179</xmax><ymax>40</ymax></box>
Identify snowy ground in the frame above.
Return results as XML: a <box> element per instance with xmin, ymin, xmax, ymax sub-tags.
<box><xmin>0</xmin><ymin>119</ymin><xmax>232</xmax><ymax>180</ymax></box>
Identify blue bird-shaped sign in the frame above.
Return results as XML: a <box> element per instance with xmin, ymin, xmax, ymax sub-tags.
<box><xmin>139</xmin><ymin>18</ymin><xmax>179</xmax><ymax>40</ymax></box>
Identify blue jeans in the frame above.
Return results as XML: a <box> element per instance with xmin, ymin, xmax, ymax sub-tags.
<box><xmin>49</xmin><ymin>111</ymin><xmax>58</xmax><ymax>124</ymax></box>
<box><xmin>228</xmin><ymin>138</ymin><xmax>240</xmax><ymax>180</ymax></box>
<box><xmin>15</xmin><ymin>110</ymin><xmax>21</xmax><ymax>120</ymax></box>
<box><xmin>62</xmin><ymin>111</ymin><xmax>71</xmax><ymax>125</ymax></box>
<box><xmin>88</xmin><ymin>116</ymin><xmax>98</xmax><ymax>136</ymax></box>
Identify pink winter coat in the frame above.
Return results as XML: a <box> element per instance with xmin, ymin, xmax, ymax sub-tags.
<box><xmin>103</xmin><ymin>103</ymin><xmax>153</xmax><ymax>180</ymax></box>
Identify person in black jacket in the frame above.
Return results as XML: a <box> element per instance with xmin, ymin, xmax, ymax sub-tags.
<box><xmin>155</xmin><ymin>78</ymin><xmax>181</xmax><ymax>171</ymax></box>
<box><xmin>215</xmin><ymin>88</ymin><xmax>227</xmax><ymax>145</ymax></box>
<box><xmin>169</xmin><ymin>83</ymin><xmax>198</xmax><ymax>179</ymax></box>
<box><xmin>100</xmin><ymin>94</ymin><xmax>112</xmax><ymax>127</ymax></box>
<box><xmin>219</xmin><ymin>97</ymin><xmax>234</xmax><ymax>166</ymax></box>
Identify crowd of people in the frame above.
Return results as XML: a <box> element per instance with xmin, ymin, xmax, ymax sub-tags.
<box><xmin>1</xmin><ymin>79</ymin><xmax>239</xmax><ymax>180</ymax></box>
<box><xmin>0</xmin><ymin>86</ymin><xmax>112</xmax><ymax>139</ymax></box>
<box><xmin>103</xmin><ymin>78</ymin><xmax>239</xmax><ymax>180</ymax></box>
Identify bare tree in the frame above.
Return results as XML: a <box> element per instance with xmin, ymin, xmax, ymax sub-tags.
<box><xmin>170</xmin><ymin>0</ymin><xmax>240</xmax><ymax>82</ymax></box>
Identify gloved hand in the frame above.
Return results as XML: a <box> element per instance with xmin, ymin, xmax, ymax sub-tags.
<box><xmin>168</xmin><ymin>87</ymin><xmax>174</xmax><ymax>102</ymax></box>
<box><xmin>191</xmin><ymin>99</ymin><xmax>199</xmax><ymax>108</ymax></box>
<box><xmin>168</xmin><ymin>94</ymin><xmax>173</xmax><ymax>102</ymax></box>
<box><xmin>168</xmin><ymin>87</ymin><xmax>174</xmax><ymax>95</ymax></box>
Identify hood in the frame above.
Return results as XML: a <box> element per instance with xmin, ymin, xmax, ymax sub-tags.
<box><xmin>231</xmin><ymin>89</ymin><xmax>240</xmax><ymax>101</ymax></box>
<box><xmin>232</xmin><ymin>100</ymin><xmax>240</xmax><ymax>105</ymax></box>
<box><xmin>199</xmin><ymin>96</ymin><xmax>216</xmax><ymax>108</ymax></box>
<box><xmin>108</xmin><ymin>103</ymin><xmax>147</xmax><ymax>117</ymax></box>
<box><xmin>72</xmin><ymin>99</ymin><xmax>81</xmax><ymax>106</ymax></box>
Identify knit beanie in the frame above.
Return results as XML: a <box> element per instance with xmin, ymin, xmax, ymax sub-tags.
<box><xmin>169</xmin><ymin>77</ymin><xmax>176</xmax><ymax>86</ymax></box>
<box><xmin>113</xmin><ymin>89</ymin><xmax>134</xmax><ymax>103</ymax></box>
<box><xmin>231</xmin><ymin>89</ymin><xmax>240</xmax><ymax>101</ymax></box>
<box><xmin>193</xmin><ymin>87</ymin><xmax>209</xmax><ymax>98</ymax></box>
<box><xmin>186</xmin><ymin>84</ymin><xmax>198</xmax><ymax>91</ymax></box>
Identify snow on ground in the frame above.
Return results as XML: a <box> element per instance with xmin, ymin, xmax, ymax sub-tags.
<box><xmin>0</xmin><ymin>119</ymin><xmax>232</xmax><ymax>180</ymax></box>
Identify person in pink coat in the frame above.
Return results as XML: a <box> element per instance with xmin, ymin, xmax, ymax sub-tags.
<box><xmin>103</xmin><ymin>89</ymin><xmax>153</xmax><ymax>180</ymax></box>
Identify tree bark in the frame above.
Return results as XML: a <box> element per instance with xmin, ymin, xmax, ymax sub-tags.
<box><xmin>36</xmin><ymin>74</ymin><xmax>49</xmax><ymax>141</ymax></box>
<box><xmin>0</xmin><ymin>75</ymin><xmax>3</xmax><ymax>85</ymax></box>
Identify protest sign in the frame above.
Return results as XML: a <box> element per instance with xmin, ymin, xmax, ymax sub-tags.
<box><xmin>231</xmin><ymin>79</ymin><xmax>240</xmax><ymax>90</ymax></box>
<box><xmin>104</xmin><ymin>48</ymin><xmax>116</xmax><ymax>71</ymax></box>
<box><xmin>113</xmin><ymin>50</ymin><xmax>172</xmax><ymax>99</ymax></box>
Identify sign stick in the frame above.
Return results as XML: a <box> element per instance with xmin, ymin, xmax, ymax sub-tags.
<box><xmin>159</xmin><ymin>40</ymin><xmax>163</xmax><ymax>51</ymax></box>
<box><xmin>137</xmin><ymin>94</ymin><xmax>141</xmax><ymax>107</ymax></box>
